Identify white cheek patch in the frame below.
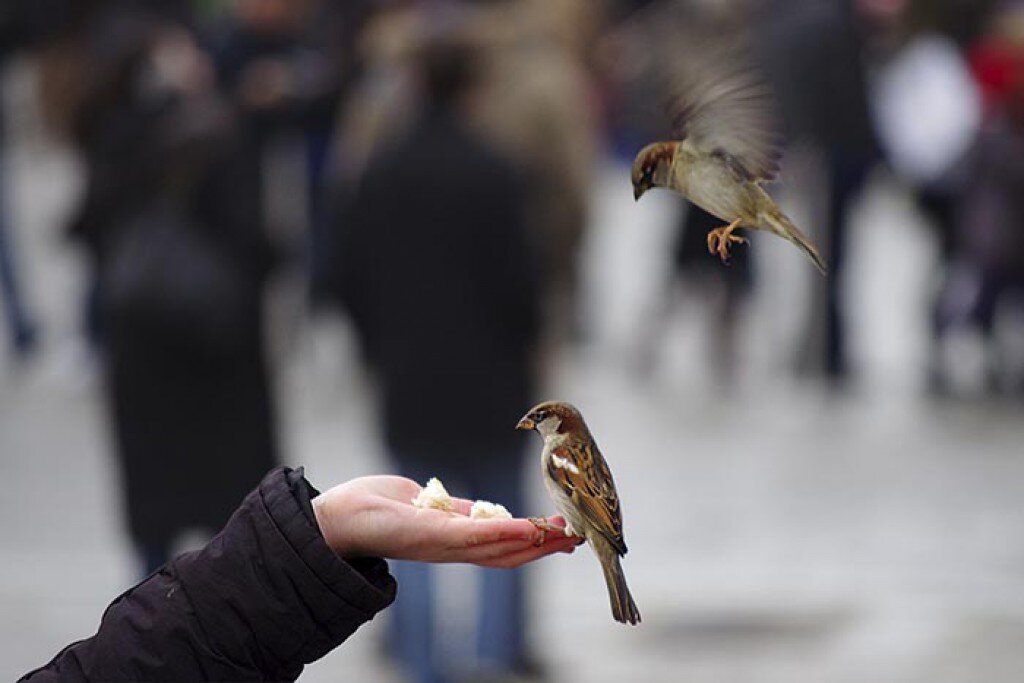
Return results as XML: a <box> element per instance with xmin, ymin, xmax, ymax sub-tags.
<box><xmin>551</xmin><ymin>453</ymin><xmax>580</xmax><ymax>475</ymax></box>
<box><xmin>537</xmin><ymin>416</ymin><xmax>562</xmax><ymax>437</ymax></box>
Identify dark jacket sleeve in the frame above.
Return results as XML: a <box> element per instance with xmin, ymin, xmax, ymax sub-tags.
<box><xmin>20</xmin><ymin>467</ymin><xmax>396</xmax><ymax>682</ymax></box>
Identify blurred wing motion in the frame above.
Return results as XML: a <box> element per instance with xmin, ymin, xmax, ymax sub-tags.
<box><xmin>548</xmin><ymin>443</ymin><xmax>627</xmax><ymax>555</ymax></box>
<box><xmin>624</xmin><ymin>3</ymin><xmax>825</xmax><ymax>273</ymax></box>
<box><xmin>659</xmin><ymin>13</ymin><xmax>782</xmax><ymax>183</ymax></box>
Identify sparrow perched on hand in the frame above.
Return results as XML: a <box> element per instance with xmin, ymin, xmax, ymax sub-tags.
<box><xmin>630</xmin><ymin>22</ymin><xmax>826</xmax><ymax>274</ymax></box>
<box><xmin>517</xmin><ymin>401</ymin><xmax>640</xmax><ymax>625</ymax></box>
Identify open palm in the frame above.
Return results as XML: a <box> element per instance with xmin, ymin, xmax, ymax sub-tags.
<box><xmin>313</xmin><ymin>476</ymin><xmax>579</xmax><ymax>568</ymax></box>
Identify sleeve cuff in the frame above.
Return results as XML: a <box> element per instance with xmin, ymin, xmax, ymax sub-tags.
<box><xmin>262</xmin><ymin>467</ymin><xmax>397</xmax><ymax>619</ymax></box>
<box><xmin>173</xmin><ymin>467</ymin><xmax>397</xmax><ymax>677</ymax></box>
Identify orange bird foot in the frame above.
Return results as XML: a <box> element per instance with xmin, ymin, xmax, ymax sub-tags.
<box><xmin>527</xmin><ymin>517</ymin><xmax>563</xmax><ymax>546</ymax></box>
<box><xmin>706</xmin><ymin>220</ymin><xmax>747</xmax><ymax>263</ymax></box>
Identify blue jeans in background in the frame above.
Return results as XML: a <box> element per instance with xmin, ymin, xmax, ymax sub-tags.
<box><xmin>0</xmin><ymin>161</ymin><xmax>38</xmax><ymax>356</ymax></box>
<box><xmin>389</xmin><ymin>450</ymin><xmax>527</xmax><ymax>683</ymax></box>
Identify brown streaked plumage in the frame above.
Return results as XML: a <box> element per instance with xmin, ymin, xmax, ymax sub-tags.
<box><xmin>517</xmin><ymin>401</ymin><xmax>640</xmax><ymax>625</ymax></box>
<box><xmin>630</xmin><ymin>21</ymin><xmax>826</xmax><ymax>274</ymax></box>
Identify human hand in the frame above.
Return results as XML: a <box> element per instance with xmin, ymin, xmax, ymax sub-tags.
<box><xmin>312</xmin><ymin>476</ymin><xmax>581</xmax><ymax>568</ymax></box>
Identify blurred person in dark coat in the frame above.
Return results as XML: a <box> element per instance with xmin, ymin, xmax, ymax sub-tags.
<box><xmin>0</xmin><ymin>6</ymin><xmax>41</xmax><ymax>360</ymax></box>
<box><xmin>932</xmin><ymin>4</ymin><xmax>1024</xmax><ymax>394</ymax></box>
<box><xmin>905</xmin><ymin>0</ymin><xmax>997</xmax><ymax>49</ymax></box>
<box><xmin>0</xmin><ymin>139</ymin><xmax>36</xmax><ymax>360</ymax></box>
<box><xmin>865</xmin><ymin>0</ymin><xmax>987</xmax><ymax>393</ymax></box>
<box><xmin>210</xmin><ymin>0</ymin><xmax>323</xmax><ymax>122</ymax></box>
<box><xmin>208</xmin><ymin>0</ymin><xmax>362</xmax><ymax>303</ymax></box>
<box><xmin>334</xmin><ymin>39</ymin><xmax>541</xmax><ymax>683</ymax></box>
<box><xmin>336</xmin><ymin>1</ymin><xmax>596</xmax><ymax>353</ymax></box>
<box><xmin>469</xmin><ymin>0</ymin><xmax>598</xmax><ymax>346</ymax></box>
<box><xmin>759</xmin><ymin>0</ymin><xmax>882</xmax><ymax>383</ymax></box>
<box><xmin>67</xmin><ymin>10</ymin><xmax>279</xmax><ymax>574</ymax></box>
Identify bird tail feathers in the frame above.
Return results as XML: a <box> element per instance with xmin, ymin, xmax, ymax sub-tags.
<box><xmin>763</xmin><ymin>209</ymin><xmax>827</xmax><ymax>275</ymax></box>
<box><xmin>595</xmin><ymin>540</ymin><xmax>641</xmax><ymax>625</ymax></box>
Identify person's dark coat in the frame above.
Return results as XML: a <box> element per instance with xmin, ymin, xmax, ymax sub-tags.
<box><xmin>960</xmin><ymin>121</ymin><xmax>1024</xmax><ymax>275</ymax></box>
<box><xmin>758</xmin><ymin>0</ymin><xmax>879</xmax><ymax>158</ymax></box>
<box><xmin>69</xmin><ymin>15</ymin><xmax>280</xmax><ymax>551</ymax></box>
<box><xmin>336</xmin><ymin>109</ymin><xmax>540</xmax><ymax>460</ymax></box>
<box><xmin>20</xmin><ymin>467</ymin><xmax>397</xmax><ymax>682</ymax></box>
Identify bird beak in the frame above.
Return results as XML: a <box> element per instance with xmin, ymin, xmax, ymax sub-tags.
<box><xmin>516</xmin><ymin>416</ymin><xmax>535</xmax><ymax>431</ymax></box>
<box><xmin>633</xmin><ymin>185</ymin><xmax>645</xmax><ymax>201</ymax></box>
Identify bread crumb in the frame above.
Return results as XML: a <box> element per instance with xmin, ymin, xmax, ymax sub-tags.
<box><xmin>470</xmin><ymin>500</ymin><xmax>513</xmax><ymax>519</ymax></box>
<box><xmin>411</xmin><ymin>477</ymin><xmax>454</xmax><ymax>512</ymax></box>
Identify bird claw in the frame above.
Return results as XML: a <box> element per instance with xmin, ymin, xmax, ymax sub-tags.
<box><xmin>707</xmin><ymin>221</ymin><xmax>747</xmax><ymax>263</ymax></box>
<box><xmin>528</xmin><ymin>517</ymin><xmax>563</xmax><ymax>546</ymax></box>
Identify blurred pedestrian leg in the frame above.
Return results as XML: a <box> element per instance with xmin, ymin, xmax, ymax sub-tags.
<box><xmin>824</xmin><ymin>153</ymin><xmax>872</xmax><ymax>381</ymax></box>
<box><xmin>389</xmin><ymin>451</ymin><xmax>527</xmax><ymax>683</ymax></box>
<box><xmin>64</xmin><ymin>11</ymin><xmax>280</xmax><ymax>577</ymax></box>
<box><xmin>758</xmin><ymin>0</ymin><xmax>881</xmax><ymax>385</ymax></box>
<box><xmin>390</xmin><ymin>557</ymin><xmax>441</xmax><ymax>683</ymax></box>
<box><xmin>472</xmin><ymin>450</ymin><xmax>526</xmax><ymax>673</ymax></box>
<box><xmin>0</xmin><ymin>161</ymin><xmax>39</xmax><ymax>358</ymax></box>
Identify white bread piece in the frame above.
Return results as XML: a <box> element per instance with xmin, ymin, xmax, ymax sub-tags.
<box><xmin>470</xmin><ymin>500</ymin><xmax>512</xmax><ymax>519</ymax></box>
<box><xmin>411</xmin><ymin>477</ymin><xmax>454</xmax><ymax>512</ymax></box>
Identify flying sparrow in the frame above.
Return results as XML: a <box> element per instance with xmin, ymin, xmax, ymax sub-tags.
<box><xmin>630</xmin><ymin>26</ymin><xmax>826</xmax><ymax>274</ymax></box>
<box><xmin>517</xmin><ymin>401</ymin><xmax>641</xmax><ymax>625</ymax></box>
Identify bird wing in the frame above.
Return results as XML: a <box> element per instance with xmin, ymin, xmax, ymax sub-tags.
<box><xmin>549</xmin><ymin>442</ymin><xmax>628</xmax><ymax>556</ymax></box>
<box><xmin>661</xmin><ymin>17</ymin><xmax>781</xmax><ymax>182</ymax></box>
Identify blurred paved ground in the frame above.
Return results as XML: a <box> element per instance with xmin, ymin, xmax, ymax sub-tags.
<box><xmin>4</xmin><ymin>70</ymin><xmax>1024</xmax><ymax>682</ymax></box>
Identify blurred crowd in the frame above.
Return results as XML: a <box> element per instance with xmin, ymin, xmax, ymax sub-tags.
<box><xmin>3</xmin><ymin>0</ymin><xmax>1024</xmax><ymax>681</ymax></box>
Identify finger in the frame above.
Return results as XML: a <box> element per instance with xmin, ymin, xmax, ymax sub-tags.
<box><xmin>467</xmin><ymin>532</ymin><xmax>580</xmax><ymax>564</ymax></box>
<box><xmin>447</xmin><ymin>498</ymin><xmax>561</xmax><ymax>523</ymax></box>
<box><xmin>447</xmin><ymin>496</ymin><xmax>517</xmax><ymax>517</ymax></box>
<box><xmin>451</xmin><ymin>538</ymin><xmax>537</xmax><ymax>563</ymax></box>
<box><xmin>478</xmin><ymin>537</ymin><xmax>580</xmax><ymax>569</ymax></box>
<box><xmin>449</xmin><ymin>497</ymin><xmax>544</xmax><ymax>519</ymax></box>
<box><xmin>440</xmin><ymin>516</ymin><xmax>544</xmax><ymax>546</ymax></box>
<box><xmin>441</xmin><ymin>524</ymin><xmax>581</xmax><ymax>563</ymax></box>
<box><xmin>449</xmin><ymin>497</ymin><xmax>475</xmax><ymax>516</ymax></box>
<box><xmin>439</xmin><ymin>514</ymin><xmax>581</xmax><ymax>547</ymax></box>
